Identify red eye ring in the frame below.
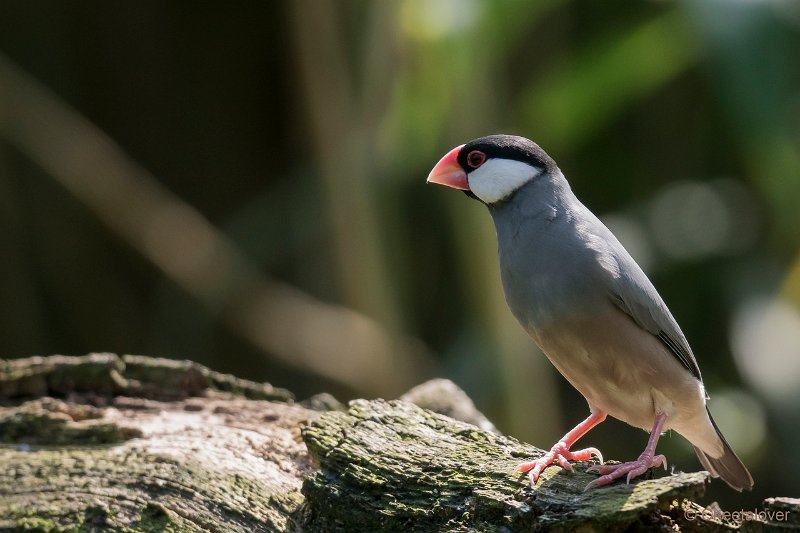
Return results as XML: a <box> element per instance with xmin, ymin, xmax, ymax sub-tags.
<box><xmin>466</xmin><ymin>150</ymin><xmax>486</xmax><ymax>169</ymax></box>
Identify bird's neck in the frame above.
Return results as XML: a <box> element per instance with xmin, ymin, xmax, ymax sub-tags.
<box><xmin>486</xmin><ymin>172</ymin><xmax>604</xmax><ymax>330</ymax></box>
<box><xmin>488</xmin><ymin>171</ymin><xmax>575</xmax><ymax>227</ymax></box>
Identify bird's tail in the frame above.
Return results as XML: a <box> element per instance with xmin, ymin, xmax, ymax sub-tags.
<box><xmin>693</xmin><ymin>407</ymin><xmax>753</xmax><ymax>491</ymax></box>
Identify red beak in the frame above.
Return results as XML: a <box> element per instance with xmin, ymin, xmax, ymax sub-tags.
<box><xmin>426</xmin><ymin>144</ymin><xmax>469</xmax><ymax>190</ymax></box>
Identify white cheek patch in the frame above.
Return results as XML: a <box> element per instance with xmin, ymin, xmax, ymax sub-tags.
<box><xmin>467</xmin><ymin>158</ymin><xmax>540</xmax><ymax>204</ymax></box>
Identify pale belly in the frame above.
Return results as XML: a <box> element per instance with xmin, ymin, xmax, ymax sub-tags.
<box><xmin>529</xmin><ymin>309</ymin><xmax>709</xmax><ymax>437</ymax></box>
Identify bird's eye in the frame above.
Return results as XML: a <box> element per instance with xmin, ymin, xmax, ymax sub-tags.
<box><xmin>466</xmin><ymin>150</ymin><xmax>486</xmax><ymax>169</ymax></box>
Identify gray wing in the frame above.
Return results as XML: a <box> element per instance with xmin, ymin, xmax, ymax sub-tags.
<box><xmin>608</xmin><ymin>258</ymin><xmax>703</xmax><ymax>383</ymax></box>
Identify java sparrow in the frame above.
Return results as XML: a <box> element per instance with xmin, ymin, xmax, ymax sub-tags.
<box><xmin>427</xmin><ymin>134</ymin><xmax>753</xmax><ymax>491</ymax></box>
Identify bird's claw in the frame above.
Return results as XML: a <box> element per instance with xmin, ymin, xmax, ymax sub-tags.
<box><xmin>584</xmin><ymin>453</ymin><xmax>667</xmax><ymax>490</ymax></box>
<box><xmin>517</xmin><ymin>442</ymin><xmax>604</xmax><ymax>486</ymax></box>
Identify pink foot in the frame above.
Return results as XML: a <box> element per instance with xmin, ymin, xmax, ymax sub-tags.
<box><xmin>517</xmin><ymin>441</ymin><xmax>603</xmax><ymax>485</ymax></box>
<box><xmin>584</xmin><ymin>412</ymin><xmax>670</xmax><ymax>490</ymax></box>
<box><xmin>516</xmin><ymin>411</ymin><xmax>607</xmax><ymax>487</ymax></box>
<box><xmin>585</xmin><ymin>452</ymin><xmax>667</xmax><ymax>489</ymax></box>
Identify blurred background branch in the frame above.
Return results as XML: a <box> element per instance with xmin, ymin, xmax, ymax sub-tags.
<box><xmin>0</xmin><ymin>52</ymin><xmax>435</xmax><ymax>396</ymax></box>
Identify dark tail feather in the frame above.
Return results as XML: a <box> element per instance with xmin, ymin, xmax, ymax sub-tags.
<box><xmin>694</xmin><ymin>408</ymin><xmax>753</xmax><ymax>491</ymax></box>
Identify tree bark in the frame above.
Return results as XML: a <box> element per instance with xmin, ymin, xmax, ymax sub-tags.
<box><xmin>0</xmin><ymin>354</ymin><xmax>796</xmax><ymax>532</ymax></box>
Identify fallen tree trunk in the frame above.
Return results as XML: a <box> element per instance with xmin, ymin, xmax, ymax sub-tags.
<box><xmin>0</xmin><ymin>354</ymin><xmax>795</xmax><ymax>531</ymax></box>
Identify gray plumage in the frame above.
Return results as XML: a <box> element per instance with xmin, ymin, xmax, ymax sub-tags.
<box><xmin>434</xmin><ymin>134</ymin><xmax>752</xmax><ymax>491</ymax></box>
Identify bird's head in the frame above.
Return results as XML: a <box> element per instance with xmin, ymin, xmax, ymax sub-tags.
<box><xmin>426</xmin><ymin>134</ymin><xmax>558</xmax><ymax>205</ymax></box>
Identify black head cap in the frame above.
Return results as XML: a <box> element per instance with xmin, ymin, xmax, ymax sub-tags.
<box><xmin>457</xmin><ymin>134</ymin><xmax>558</xmax><ymax>174</ymax></box>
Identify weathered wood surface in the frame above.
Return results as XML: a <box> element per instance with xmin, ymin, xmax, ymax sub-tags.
<box><xmin>0</xmin><ymin>354</ymin><xmax>307</xmax><ymax>532</ymax></box>
<box><xmin>303</xmin><ymin>399</ymin><xmax>712</xmax><ymax>532</ymax></box>
<box><xmin>0</xmin><ymin>354</ymin><xmax>796</xmax><ymax>532</ymax></box>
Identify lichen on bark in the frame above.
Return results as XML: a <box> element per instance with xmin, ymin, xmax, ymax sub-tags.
<box><xmin>1</xmin><ymin>354</ymin><xmax>307</xmax><ymax>532</ymax></box>
<box><xmin>1</xmin><ymin>354</ymin><xmax>796</xmax><ymax>532</ymax></box>
<box><xmin>301</xmin><ymin>398</ymin><xmax>710</xmax><ymax>532</ymax></box>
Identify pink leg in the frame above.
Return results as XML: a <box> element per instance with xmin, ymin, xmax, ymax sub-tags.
<box><xmin>585</xmin><ymin>412</ymin><xmax>668</xmax><ymax>490</ymax></box>
<box><xmin>517</xmin><ymin>410</ymin><xmax>606</xmax><ymax>485</ymax></box>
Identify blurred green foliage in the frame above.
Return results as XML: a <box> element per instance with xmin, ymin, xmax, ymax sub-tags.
<box><xmin>1</xmin><ymin>0</ymin><xmax>798</xmax><ymax>508</ymax></box>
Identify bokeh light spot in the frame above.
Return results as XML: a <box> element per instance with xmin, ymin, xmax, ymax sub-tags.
<box><xmin>648</xmin><ymin>179</ymin><xmax>757</xmax><ymax>261</ymax></box>
<box><xmin>400</xmin><ymin>0</ymin><xmax>480</xmax><ymax>41</ymax></box>
<box><xmin>731</xmin><ymin>297</ymin><xmax>800</xmax><ymax>407</ymax></box>
<box><xmin>708</xmin><ymin>389</ymin><xmax>766</xmax><ymax>457</ymax></box>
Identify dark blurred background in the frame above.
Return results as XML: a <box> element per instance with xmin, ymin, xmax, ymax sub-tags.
<box><xmin>1</xmin><ymin>0</ymin><xmax>798</xmax><ymax>508</ymax></box>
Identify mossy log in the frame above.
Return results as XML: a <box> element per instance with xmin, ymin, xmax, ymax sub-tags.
<box><xmin>0</xmin><ymin>354</ymin><xmax>796</xmax><ymax>532</ymax></box>
<box><xmin>0</xmin><ymin>354</ymin><xmax>307</xmax><ymax>532</ymax></box>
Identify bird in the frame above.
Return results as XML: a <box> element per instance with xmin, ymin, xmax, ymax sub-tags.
<box><xmin>426</xmin><ymin>134</ymin><xmax>753</xmax><ymax>491</ymax></box>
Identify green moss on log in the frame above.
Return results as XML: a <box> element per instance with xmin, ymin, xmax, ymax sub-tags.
<box><xmin>0</xmin><ymin>447</ymin><xmax>303</xmax><ymax>532</ymax></box>
<box><xmin>301</xmin><ymin>399</ymin><xmax>710</xmax><ymax>532</ymax></box>
<box><xmin>0</xmin><ymin>353</ymin><xmax>293</xmax><ymax>403</ymax></box>
<box><xmin>0</xmin><ymin>394</ymin><xmax>315</xmax><ymax>532</ymax></box>
<box><xmin>2</xmin><ymin>355</ymin><xmax>791</xmax><ymax>532</ymax></box>
<box><xmin>0</xmin><ymin>353</ymin><xmax>310</xmax><ymax>533</ymax></box>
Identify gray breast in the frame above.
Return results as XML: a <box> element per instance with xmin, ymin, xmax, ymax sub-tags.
<box><xmin>492</xmin><ymin>200</ymin><xmax>617</xmax><ymax>334</ymax></box>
